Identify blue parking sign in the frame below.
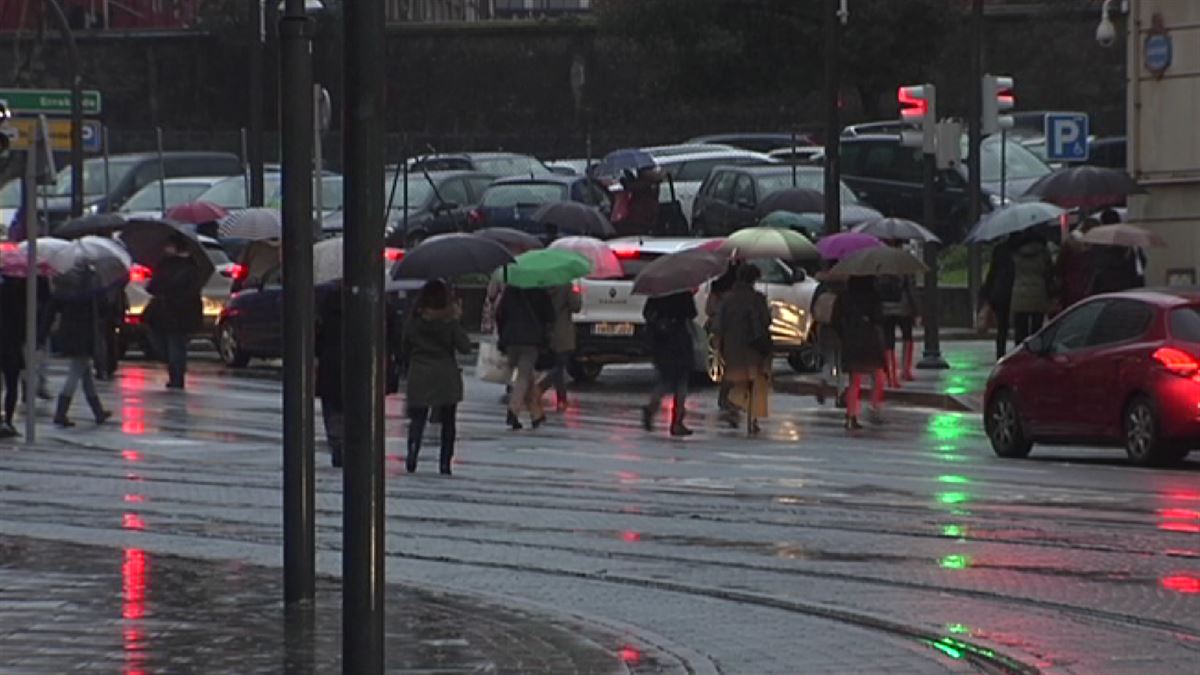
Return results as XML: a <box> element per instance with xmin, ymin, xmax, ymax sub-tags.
<box><xmin>1044</xmin><ymin>113</ymin><xmax>1089</xmax><ymax>162</ymax></box>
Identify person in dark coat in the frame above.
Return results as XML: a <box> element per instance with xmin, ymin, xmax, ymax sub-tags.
<box><xmin>93</xmin><ymin>285</ymin><xmax>125</xmax><ymax>380</ymax></box>
<box><xmin>145</xmin><ymin>234</ymin><xmax>203</xmax><ymax>390</ymax></box>
<box><xmin>45</xmin><ymin>266</ymin><xmax>111</xmax><ymax>427</ymax></box>
<box><xmin>315</xmin><ymin>282</ymin><xmax>344</xmax><ymax>467</ymax></box>
<box><xmin>713</xmin><ymin>265</ymin><xmax>772</xmax><ymax>434</ymax></box>
<box><xmin>496</xmin><ymin>285</ymin><xmax>554</xmax><ymax>430</ymax></box>
<box><xmin>1009</xmin><ymin>232</ymin><xmax>1055</xmax><ymax>346</ymax></box>
<box><xmin>875</xmin><ymin>241</ymin><xmax>920</xmax><ymax>387</ymax></box>
<box><xmin>1057</xmin><ymin>223</ymin><xmax>1093</xmax><ymax>312</ymax></box>
<box><xmin>403</xmin><ymin>279</ymin><xmax>472</xmax><ymax>475</ymax></box>
<box><xmin>833</xmin><ymin>275</ymin><xmax>886</xmax><ymax>430</ymax></box>
<box><xmin>1088</xmin><ymin>245</ymin><xmax>1142</xmax><ymax>295</ymax></box>
<box><xmin>705</xmin><ymin>261</ymin><xmax>743</xmax><ymax>413</ymax></box>
<box><xmin>537</xmin><ymin>284</ymin><xmax>582</xmax><ymax>411</ymax></box>
<box><xmin>810</xmin><ymin>261</ymin><xmax>845</xmax><ymax>407</ymax></box>
<box><xmin>641</xmin><ymin>290</ymin><xmax>698</xmax><ymax>437</ymax></box>
<box><xmin>980</xmin><ymin>237</ymin><xmax>1016</xmax><ymax>360</ymax></box>
<box><xmin>0</xmin><ymin>275</ymin><xmax>26</xmax><ymax>436</ymax></box>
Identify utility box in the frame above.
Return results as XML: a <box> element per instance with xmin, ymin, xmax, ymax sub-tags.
<box><xmin>935</xmin><ymin>120</ymin><xmax>963</xmax><ymax>170</ymax></box>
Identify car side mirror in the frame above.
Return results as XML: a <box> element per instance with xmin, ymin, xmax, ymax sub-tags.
<box><xmin>792</xmin><ymin>268</ymin><xmax>807</xmax><ymax>283</ymax></box>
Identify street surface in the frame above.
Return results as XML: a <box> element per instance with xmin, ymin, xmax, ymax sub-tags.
<box><xmin>1</xmin><ymin>351</ymin><xmax>1198</xmax><ymax>673</ymax></box>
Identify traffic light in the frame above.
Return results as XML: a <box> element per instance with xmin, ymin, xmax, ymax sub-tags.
<box><xmin>898</xmin><ymin>84</ymin><xmax>936</xmax><ymax>153</ymax></box>
<box><xmin>982</xmin><ymin>74</ymin><xmax>1015</xmax><ymax>136</ymax></box>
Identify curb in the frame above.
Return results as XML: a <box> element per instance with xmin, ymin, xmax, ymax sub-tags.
<box><xmin>773</xmin><ymin>378</ymin><xmax>977</xmax><ymax>413</ymax></box>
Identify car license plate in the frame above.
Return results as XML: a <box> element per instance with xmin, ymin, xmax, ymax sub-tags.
<box><xmin>592</xmin><ymin>322</ymin><xmax>635</xmax><ymax>337</ymax></box>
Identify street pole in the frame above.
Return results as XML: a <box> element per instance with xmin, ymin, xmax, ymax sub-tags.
<box><xmin>343</xmin><ymin>0</ymin><xmax>386</xmax><ymax>667</ymax></box>
<box><xmin>156</xmin><ymin>127</ymin><xmax>166</xmax><ymax>215</ymax></box>
<box><xmin>22</xmin><ymin>147</ymin><xmax>37</xmax><ymax>444</ymax></box>
<box><xmin>102</xmin><ymin>126</ymin><xmax>111</xmax><ymax>210</ymax></box>
<box><xmin>249</xmin><ymin>0</ymin><xmax>266</xmax><ymax>207</ymax></box>
<box><xmin>279</xmin><ymin>0</ymin><xmax>315</xmax><ymax>605</ymax></box>
<box><xmin>822</xmin><ymin>0</ymin><xmax>843</xmax><ymax>236</ymax></box>
<box><xmin>40</xmin><ymin>0</ymin><xmax>83</xmax><ymax>217</ymax></box>
<box><xmin>313</xmin><ymin>85</ymin><xmax>324</xmax><ymax>237</ymax></box>
<box><xmin>919</xmin><ymin>151</ymin><xmax>948</xmax><ymax>369</ymax></box>
<box><xmin>966</xmin><ymin>0</ymin><xmax>984</xmax><ymax>320</ymax></box>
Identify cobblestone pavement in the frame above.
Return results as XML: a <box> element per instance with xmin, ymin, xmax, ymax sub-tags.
<box><xmin>0</xmin><ymin>349</ymin><xmax>1198</xmax><ymax>673</ymax></box>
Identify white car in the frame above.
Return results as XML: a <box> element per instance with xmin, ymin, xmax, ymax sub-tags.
<box><xmin>569</xmin><ymin>237</ymin><xmax>820</xmax><ymax>383</ymax></box>
<box><xmin>646</xmin><ymin>149</ymin><xmax>777</xmax><ymax>227</ymax></box>
<box><xmin>117</xmin><ymin>176</ymin><xmax>229</xmax><ymax>220</ymax></box>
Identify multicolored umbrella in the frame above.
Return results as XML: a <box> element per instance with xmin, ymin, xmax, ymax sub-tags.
<box><xmin>815</xmin><ymin>231</ymin><xmax>882</xmax><ymax>260</ymax></box>
<box><xmin>549</xmin><ymin>236</ymin><xmax>622</xmax><ymax>279</ymax></box>
<box><xmin>852</xmin><ymin>217</ymin><xmax>940</xmax><ymax>243</ymax></box>
<box><xmin>501</xmin><ymin>249</ymin><xmax>592</xmax><ymax>289</ymax></box>
<box><xmin>720</xmin><ymin>227</ymin><xmax>818</xmax><ymax>261</ymax></box>
<box><xmin>0</xmin><ymin>237</ymin><xmax>71</xmax><ymax>277</ymax></box>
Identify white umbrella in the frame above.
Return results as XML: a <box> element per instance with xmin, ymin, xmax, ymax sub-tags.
<box><xmin>1</xmin><ymin>237</ymin><xmax>71</xmax><ymax>277</ymax></box>
<box><xmin>549</xmin><ymin>236</ymin><xmax>623</xmax><ymax>279</ymax></box>
<box><xmin>218</xmin><ymin>208</ymin><xmax>283</xmax><ymax>240</ymax></box>
<box><xmin>44</xmin><ymin>236</ymin><xmax>133</xmax><ymax>289</ymax></box>
<box><xmin>312</xmin><ymin>237</ymin><xmax>343</xmax><ymax>285</ymax></box>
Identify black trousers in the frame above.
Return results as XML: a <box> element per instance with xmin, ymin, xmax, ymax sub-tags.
<box><xmin>992</xmin><ymin>303</ymin><xmax>1011</xmax><ymax>360</ymax></box>
<box><xmin>881</xmin><ymin>316</ymin><xmax>914</xmax><ymax>351</ymax></box>
<box><xmin>2</xmin><ymin>368</ymin><xmax>19</xmax><ymax>423</ymax></box>
<box><xmin>408</xmin><ymin>404</ymin><xmax>457</xmax><ymax>463</ymax></box>
<box><xmin>1011</xmin><ymin>312</ymin><xmax>1044</xmax><ymax>347</ymax></box>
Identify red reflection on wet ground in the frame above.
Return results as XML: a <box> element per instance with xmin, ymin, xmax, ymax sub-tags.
<box><xmin>122</xmin><ymin>548</ymin><xmax>147</xmax><ymax>619</ymax></box>
<box><xmin>615</xmin><ymin>471</ymin><xmax>640</xmax><ymax>484</ymax></box>
<box><xmin>1165</xmin><ymin>490</ymin><xmax>1200</xmax><ymax>502</ymax></box>
<box><xmin>123</xmin><ymin>494</ymin><xmax>145</xmax><ymax>504</ymax></box>
<box><xmin>121</xmin><ymin>406</ymin><xmax>146</xmax><ymax>435</ymax></box>
<box><xmin>1160</xmin><ymin>522</ymin><xmax>1200</xmax><ymax>534</ymax></box>
<box><xmin>620</xmin><ymin>530</ymin><xmax>641</xmax><ymax>543</ymax></box>
<box><xmin>119</xmin><ymin>369</ymin><xmax>147</xmax><ymax>393</ymax></box>
<box><xmin>617</xmin><ymin>645</ymin><xmax>642</xmax><ymax>665</ymax></box>
<box><xmin>121</xmin><ymin>450</ymin><xmax>142</xmax><ymax>462</ymax></box>
<box><xmin>1161</xmin><ymin>574</ymin><xmax>1200</xmax><ymax>594</ymax></box>
<box><xmin>123</xmin><ymin>513</ymin><xmax>145</xmax><ymax>531</ymax></box>
<box><xmin>1159</xmin><ymin>508</ymin><xmax>1200</xmax><ymax>520</ymax></box>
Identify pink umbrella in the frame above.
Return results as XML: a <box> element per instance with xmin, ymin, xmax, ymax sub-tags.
<box><xmin>816</xmin><ymin>232</ymin><xmax>883</xmax><ymax>261</ymax></box>
<box><xmin>165</xmin><ymin>201</ymin><xmax>228</xmax><ymax>225</ymax></box>
<box><xmin>549</xmin><ymin>236</ymin><xmax>622</xmax><ymax>279</ymax></box>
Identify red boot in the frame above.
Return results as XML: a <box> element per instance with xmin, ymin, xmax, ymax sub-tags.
<box><xmin>902</xmin><ymin>341</ymin><xmax>916</xmax><ymax>381</ymax></box>
<box><xmin>884</xmin><ymin>350</ymin><xmax>899</xmax><ymax>388</ymax></box>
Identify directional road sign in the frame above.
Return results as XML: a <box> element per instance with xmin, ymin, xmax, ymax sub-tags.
<box><xmin>3</xmin><ymin>117</ymin><xmax>103</xmax><ymax>153</ymax></box>
<box><xmin>0</xmin><ymin>88</ymin><xmax>102</xmax><ymax>116</ymax></box>
<box><xmin>1044</xmin><ymin>113</ymin><xmax>1089</xmax><ymax>162</ymax></box>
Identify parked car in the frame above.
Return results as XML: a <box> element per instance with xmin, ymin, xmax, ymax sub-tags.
<box><xmin>121</xmin><ymin>235</ymin><xmax>236</xmax><ymax>356</ymax></box>
<box><xmin>0</xmin><ymin>178</ymin><xmax>51</xmax><ymax>236</ymax></box>
<box><xmin>571</xmin><ymin>237</ymin><xmax>820</xmax><ymax>383</ymax></box>
<box><xmin>117</xmin><ymin>176</ymin><xmax>229</xmax><ymax>220</ymax></box>
<box><xmin>650</xmin><ymin>148</ymin><xmax>776</xmax><ymax>225</ymax></box>
<box><xmin>839</xmin><ymin>134</ymin><xmax>1052</xmax><ymax>240</ymax></box>
<box><xmin>984</xmin><ymin>290</ymin><xmax>1200</xmax><ymax>467</ymax></box>
<box><xmin>642</xmin><ymin>143</ymin><xmax>737</xmax><ymax>158</ymax></box>
<box><xmin>691</xmin><ymin>165</ymin><xmax>880</xmax><ymax>237</ymax></box>
<box><xmin>377</xmin><ymin>170</ymin><xmax>495</xmax><ymax>246</ymax></box>
<box><xmin>197</xmin><ymin>172</ymin><xmax>342</xmax><ymax>219</ymax></box>
<box><xmin>468</xmin><ymin>175</ymin><xmax>610</xmax><ymax>237</ymax></box>
<box><xmin>43</xmin><ymin>153</ymin><xmax>242</xmax><ymax>231</ymax></box>
<box><xmin>686</xmin><ymin>133</ymin><xmax>819</xmax><ymax>154</ymax></box>
<box><xmin>409</xmin><ymin>152</ymin><xmax>551</xmax><ymax>178</ymax></box>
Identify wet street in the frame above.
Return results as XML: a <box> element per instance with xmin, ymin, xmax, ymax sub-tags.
<box><xmin>1</xmin><ymin>352</ymin><xmax>1198</xmax><ymax>673</ymax></box>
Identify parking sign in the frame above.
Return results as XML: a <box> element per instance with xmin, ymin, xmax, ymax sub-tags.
<box><xmin>1044</xmin><ymin>113</ymin><xmax>1089</xmax><ymax>162</ymax></box>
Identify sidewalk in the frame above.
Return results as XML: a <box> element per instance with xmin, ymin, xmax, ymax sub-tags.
<box><xmin>774</xmin><ymin>340</ymin><xmax>994</xmax><ymax>413</ymax></box>
<box><xmin>0</xmin><ymin>534</ymin><xmax>658</xmax><ymax>674</ymax></box>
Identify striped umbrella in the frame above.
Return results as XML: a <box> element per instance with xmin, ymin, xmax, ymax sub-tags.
<box><xmin>218</xmin><ymin>208</ymin><xmax>282</xmax><ymax>240</ymax></box>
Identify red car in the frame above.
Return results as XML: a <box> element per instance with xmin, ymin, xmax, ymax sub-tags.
<box><xmin>984</xmin><ymin>290</ymin><xmax>1200</xmax><ymax>466</ymax></box>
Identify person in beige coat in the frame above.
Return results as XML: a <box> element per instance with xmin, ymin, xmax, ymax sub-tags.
<box><xmin>538</xmin><ymin>284</ymin><xmax>582</xmax><ymax>410</ymax></box>
<box><xmin>713</xmin><ymin>265</ymin><xmax>772</xmax><ymax>435</ymax></box>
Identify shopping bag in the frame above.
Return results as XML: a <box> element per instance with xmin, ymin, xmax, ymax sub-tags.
<box><xmin>476</xmin><ymin>338</ymin><xmax>513</xmax><ymax>384</ymax></box>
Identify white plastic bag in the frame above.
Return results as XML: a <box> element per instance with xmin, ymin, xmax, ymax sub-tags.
<box><xmin>476</xmin><ymin>338</ymin><xmax>513</xmax><ymax>384</ymax></box>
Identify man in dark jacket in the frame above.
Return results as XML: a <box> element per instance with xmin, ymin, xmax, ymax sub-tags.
<box><xmin>46</xmin><ymin>266</ymin><xmax>112</xmax><ymax>427</ymax></box>
<box><xmin>641</xmin><ymin>290</ymin><xmax>698</xmax><ymax>437</ymax></box>
<box><xmin>315</xmin><ymin>282</ymin><xmax>344</xmax><ymax>467</ymax></box>
<box><xmin>0</xmin><ymin>275</ymin><xmax>26</xmax><ymax>436</ymax></box>
<box><xmin>146</xmin><ymin>234</ymin><xmax>203</xmax><ymax>389</ymax></box>
<box><xmin>980</xmin><ymin>237</ymin><xmax>1016</xmax><ymax>360</ymax></box>
<box><xmin>496</xmin><ymin>286</ymin><xmax>554</xmax><ymax>429</ymax></box>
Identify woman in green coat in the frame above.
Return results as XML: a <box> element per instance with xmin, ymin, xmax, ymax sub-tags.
<box><xmin>403</xmin><ymin>279</ymin><xmax>472</xmax><ymax>475</ymax></box>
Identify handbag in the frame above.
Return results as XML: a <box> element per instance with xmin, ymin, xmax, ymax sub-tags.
<box><xmin>476</xmin><ymin>337</ymin><xmax>513</xmax><ymax>384</ymax></box>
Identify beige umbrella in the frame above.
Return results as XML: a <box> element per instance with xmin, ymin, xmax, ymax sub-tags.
<box><xmin>1081</xmin><ymin>224</ymin><xmax>1166</xmax><ymax>248</ymax></box>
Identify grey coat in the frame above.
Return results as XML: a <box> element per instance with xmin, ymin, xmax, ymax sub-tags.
<box><xmin>1010</xmin><ymin>240</ymin><xmax>1054</xmax><ymax>315</ymax></box>
<box><xmin>714</xmin><ymin>282</ymin><xmax>772</xmax><ymax>384</ymax></box>
<box><xmin>403</xmin><ymin>306</ymin><xmax>472</xmax><ymax>408</ymax></box>
<box><xmin>547</xmin><ymin>285</ymin><xmax>582</xmax><ymax>354</ymax></box>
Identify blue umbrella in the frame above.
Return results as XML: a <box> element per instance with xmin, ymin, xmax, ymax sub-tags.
<box><xmin>593</xmin><ymin>149</ymin><xmax>657</xmax><ymax>180</ymax></box>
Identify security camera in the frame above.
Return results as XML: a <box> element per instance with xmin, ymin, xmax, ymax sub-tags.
<box><xmin>1096</xmin><ymin>0</ymin><xmax>1116</xmax><ymax>47</ymax></box>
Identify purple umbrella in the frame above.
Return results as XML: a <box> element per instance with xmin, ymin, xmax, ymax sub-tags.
<box><xmin>816</xmin><ymin>232</ymin><xmax>883</xmax><ymax>261</ymax></box>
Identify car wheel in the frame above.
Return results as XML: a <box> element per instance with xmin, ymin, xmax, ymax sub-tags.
<box><xmin>217</xmin><ymin>323</ymin><xmax>251</xmax><ymax>368</ymax></box>
<box><xmin>1124</xmin><ymin>396</ymin><xmax>1175</xmax><ymax>466</ymax></box>
<box><xmin>985</xmin><ymin>389</ymin><xmax>1033</xmax><ymax>458</ymax></box>
<box><xmin>787</xmin><ymin>345</ymin><xmax>822</xmax><ymax>373</ymax></box>
<box><xmin>567</xmin><ymin>360</ymin><xmax>602</xmax><ymax>383</ymax></box>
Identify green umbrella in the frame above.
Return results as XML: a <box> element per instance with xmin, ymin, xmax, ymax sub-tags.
<box><xmin>759</xmin><ymin>210</ymin><xmax>823</xmax><ymax>239</ymax></box>
<box><xmin>719</xmin><ymin>226</ymin><xmax>819</xmax><ymax>261</ymax></box>
<box><xmin>502</xmin><ymin>249</ymin><xmax>593</xmax><ymax>289</ymax></box>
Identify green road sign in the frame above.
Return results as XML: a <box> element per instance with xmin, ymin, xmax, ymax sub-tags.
<box><xmin>0</xmin><ymin>89</ymin><xmax>102</xmax><ymax>115</ymax></box>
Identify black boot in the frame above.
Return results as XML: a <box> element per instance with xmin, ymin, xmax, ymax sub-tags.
<box><xmin>641</xmin><ymin>404</ymin><xmax>654</xmax><ymax>432</ymax></box>
<box><xmin>53</xmin><ymin>396</ymin><xmax>74</xmax><ymax>428</ymax></box>
<box><xmin>405</xmin><ymin>438</ymin><xmax>420</xmax><ymax>474</ymax></box>
<box><xmin>86</xmin><ymin>395</ymin><xmax>112</xmax><ymax>425</ymax></box>
<box><xmin>669</xmin><ymin>404</ymin><xmax>692</xmax><ymax>437</ymax></box>
<box><xmin>506</xmin><ymin>410</ymin><xmax>523</xmax><ymax>430</ymax></box>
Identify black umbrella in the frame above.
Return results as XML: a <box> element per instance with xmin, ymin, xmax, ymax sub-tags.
<box><xmin>532</xmin><ymin>201</ymin><xmax>616</xmax><ymax>238</ymax></box>
<box><xmin>475</xmin><ymin>227</ymin><xmax>545</xmax><ymax>254</ymax></box>
<box><xmin>1023</xmin><ymin>166</ymin><xmax>1145</xmax><ymax>211</ymax></box>
<box><xmin>391</xmin><ymin>233</ymin><xmax>515</xmax><ymax>280</ymax></box>
<box><xmin>755</xmin><ymin>188</ymin><xmax>824</xmax><ymax>216</ymax></box>
<box><xmin>119</xmin><ymin>219</ymin><xmax>216</xmax><ymax>287</ymax></box>
<box><xmin>54</xmin><ymin>213</ymin><xmax>128</xmax><ymax>240</ymax></box>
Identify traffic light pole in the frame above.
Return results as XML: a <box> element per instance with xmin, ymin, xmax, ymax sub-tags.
<box><xmin>822</xmin><ymin>0</ymin><xmax>842</xmax><ymax>236</ymax></box>
<box><xmin>279</xmin><ymin>0</ymin><xmax>315</xmax><ymax>605</ymax></box>
<box><xmin>966</xmin><ymin>0</ymin><xmax>984</xmax><ymax>323</ymax></box>
<box><xmin>249</xmin><ymin>0</ymin><xmax>265</xmax><ymax>207</ymax></box>
<box><xmin>919</xmin><ymin>151</ymin><xmax>948</xmax><ymax>370</ymax></box>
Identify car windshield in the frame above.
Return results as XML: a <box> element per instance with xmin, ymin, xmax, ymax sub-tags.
<box><xmin>202</xmin><ymin>175</ymin><xmax>281</xmax><ymax>209</ymax></box>
<box><xmin>474</xmin><ymin>156</ymin><xmax>550</xmax><ymax>178</ymax></box>
<box><xmin>0</xmin><ymin>179</ymin><xmax>21</xmax><ymax>207</ymax></box>
<box><xmin>383</xmin><ymin>176</ymin><xmax>437</xmax><ymax>210</ymax></box>
<box><xmin>265</xmin><ymin>176</ymin><xmax>342</xmax><ymax>211</ymax></box>
<box><xmin>966</xmin><ymin>137</ymin><xmax>1052</xmax><ymax>182</ymax></box>
<box><xmin>481</xmin><ymin>183</ymin><xmax>566</xmax><ymax>208</ymax></box>
<box><xmin>120</xmin><ymin>182</ymin><xmax>212</xmax><ymax>212</ymax></box>
<box><xmin>52</xmin><ymin>159</ymin><xmax>138</xmax><ymax>197</ymax></box>
<box><xmin>1169</xmin><ymin>306</ymin><xmax>1200</xmax><ymax>342</ymax></box>
<box><xmin>756</xmin><ymin>173</ymin><xmax>860</xmax><ymax>205</ymax></box>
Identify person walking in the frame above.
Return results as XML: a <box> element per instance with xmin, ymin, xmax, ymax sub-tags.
<box><xmin>1009</xmin><ymin>232</ymin><xmax>1055</xmax><ymax>345</ymax></box>
<box><xmin>145</xmin><ymin>234</ymin><xmax>203</xmax><ymax>390</ymax></box>
<box><xmin>93</xmin><ymin>285</ymin><xmax>124</xmax><ymax>381</ymax></box>
<box><xmin>315</xmin><ymin>282</ymin><xmax>344</xmax><ymax>468</ymax></box>
<box><xmin>45</xmin><ymin>267</ymin><xmax>112</xmax><ymax>427</ymax></box>
<box><xmin>833</xmin><ymin>275</ymin><xmax>887</xmax><ymax>430</ymax></box>
<box><xmin>714</xmin><ymin>264</ymin><xmax>772</xmax><ymax>435</ymax></box>
<box><xmin>706</xmin><ymin>261</ymin><xmax>742</xmax><ymax>414</ymax></box>
<box><xmin>538</xmin><ymin>283</ymin><xmax>582</xmax><ymax>411</ymax></box>
<box><xmin>875</xmin><ymin>242</ymin><xmax>920</xmax><ymax>388</ymax></box>
<box><xmin>810</xmin><ymin>262</ymin><xmax>845</xmax><ymax>406</ymax></box>
<box><xmin>403</xmin><ymin>279</ymin><xmax>472</xmax><ymax>475</ymax></box>
<box><xmin>641</xmin><ymin>290</ymin><xmax>698</xmax><ymax>437</ymax></box>
<box><xmin>497</xmin><ymin>284</ymin><xmax>554</xmax><ymax>430</ymax></box>
<box><xmin>980</xmin><ymin>236</ymin><xmax>1016</xmax><ymax>360</ymax></box>
<box><xmin>0</xmin><ymin>275</ymin><xmax>25</xmax><ymax>437</ymax></box>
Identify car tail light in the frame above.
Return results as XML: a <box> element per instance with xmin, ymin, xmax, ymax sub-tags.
<box><xmin>129</xmin><ymin>263</ymin><xmax>152</xmax><ymax>283</ymax></box>
<box><xmin>467</xmin><ymin>209</ymin><xmax>485</xmax><ymax>227</ymax></box>
<box><xmin>384</xmin><ymin>247</ymin><xmax>405</xmax><ymax>263</ymax></box>
<box><xmin>1153</xmin><ymin>347</ymin><xmax>1199</xmax><ymax>378</ymax></box>
<box><xmin>227</xmin><ymin>263</ymin><xmax>248</xmax><ymax>282</ymax></box>
<box><xmin>0</xmin><ymin>242</ymin><xmax>15</xmax><ymax>253</ymax></box>
<box><xmin>612</xmin><ymin>247</ymin><xmax>640</xmax><ymax>260</ymax></box>
<box><xmin>124</xmin><ymin>314</ymin><xmax>142</xmax><ymax>326</ymax></box>
<box><xmin>571</xmin><ymin>281</ymin><xmax>582</xmax><ymax>295</ymax></box>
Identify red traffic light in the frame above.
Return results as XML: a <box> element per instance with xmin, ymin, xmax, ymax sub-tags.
<box><xmin>898</xmin><ymin>86</ymin><xmax>929</xmax><ymax>120</ymax></box>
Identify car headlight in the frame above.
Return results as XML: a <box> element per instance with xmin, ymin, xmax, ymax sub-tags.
<box><xmin>85</xmin><ymin>203</ymin><xmax>100</xmax><ymax>215</ymax></box>
<box><xmin>987</xmin><ymin>193</ymin><xmax>1011</xmax><ymax>209</ymax></box>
